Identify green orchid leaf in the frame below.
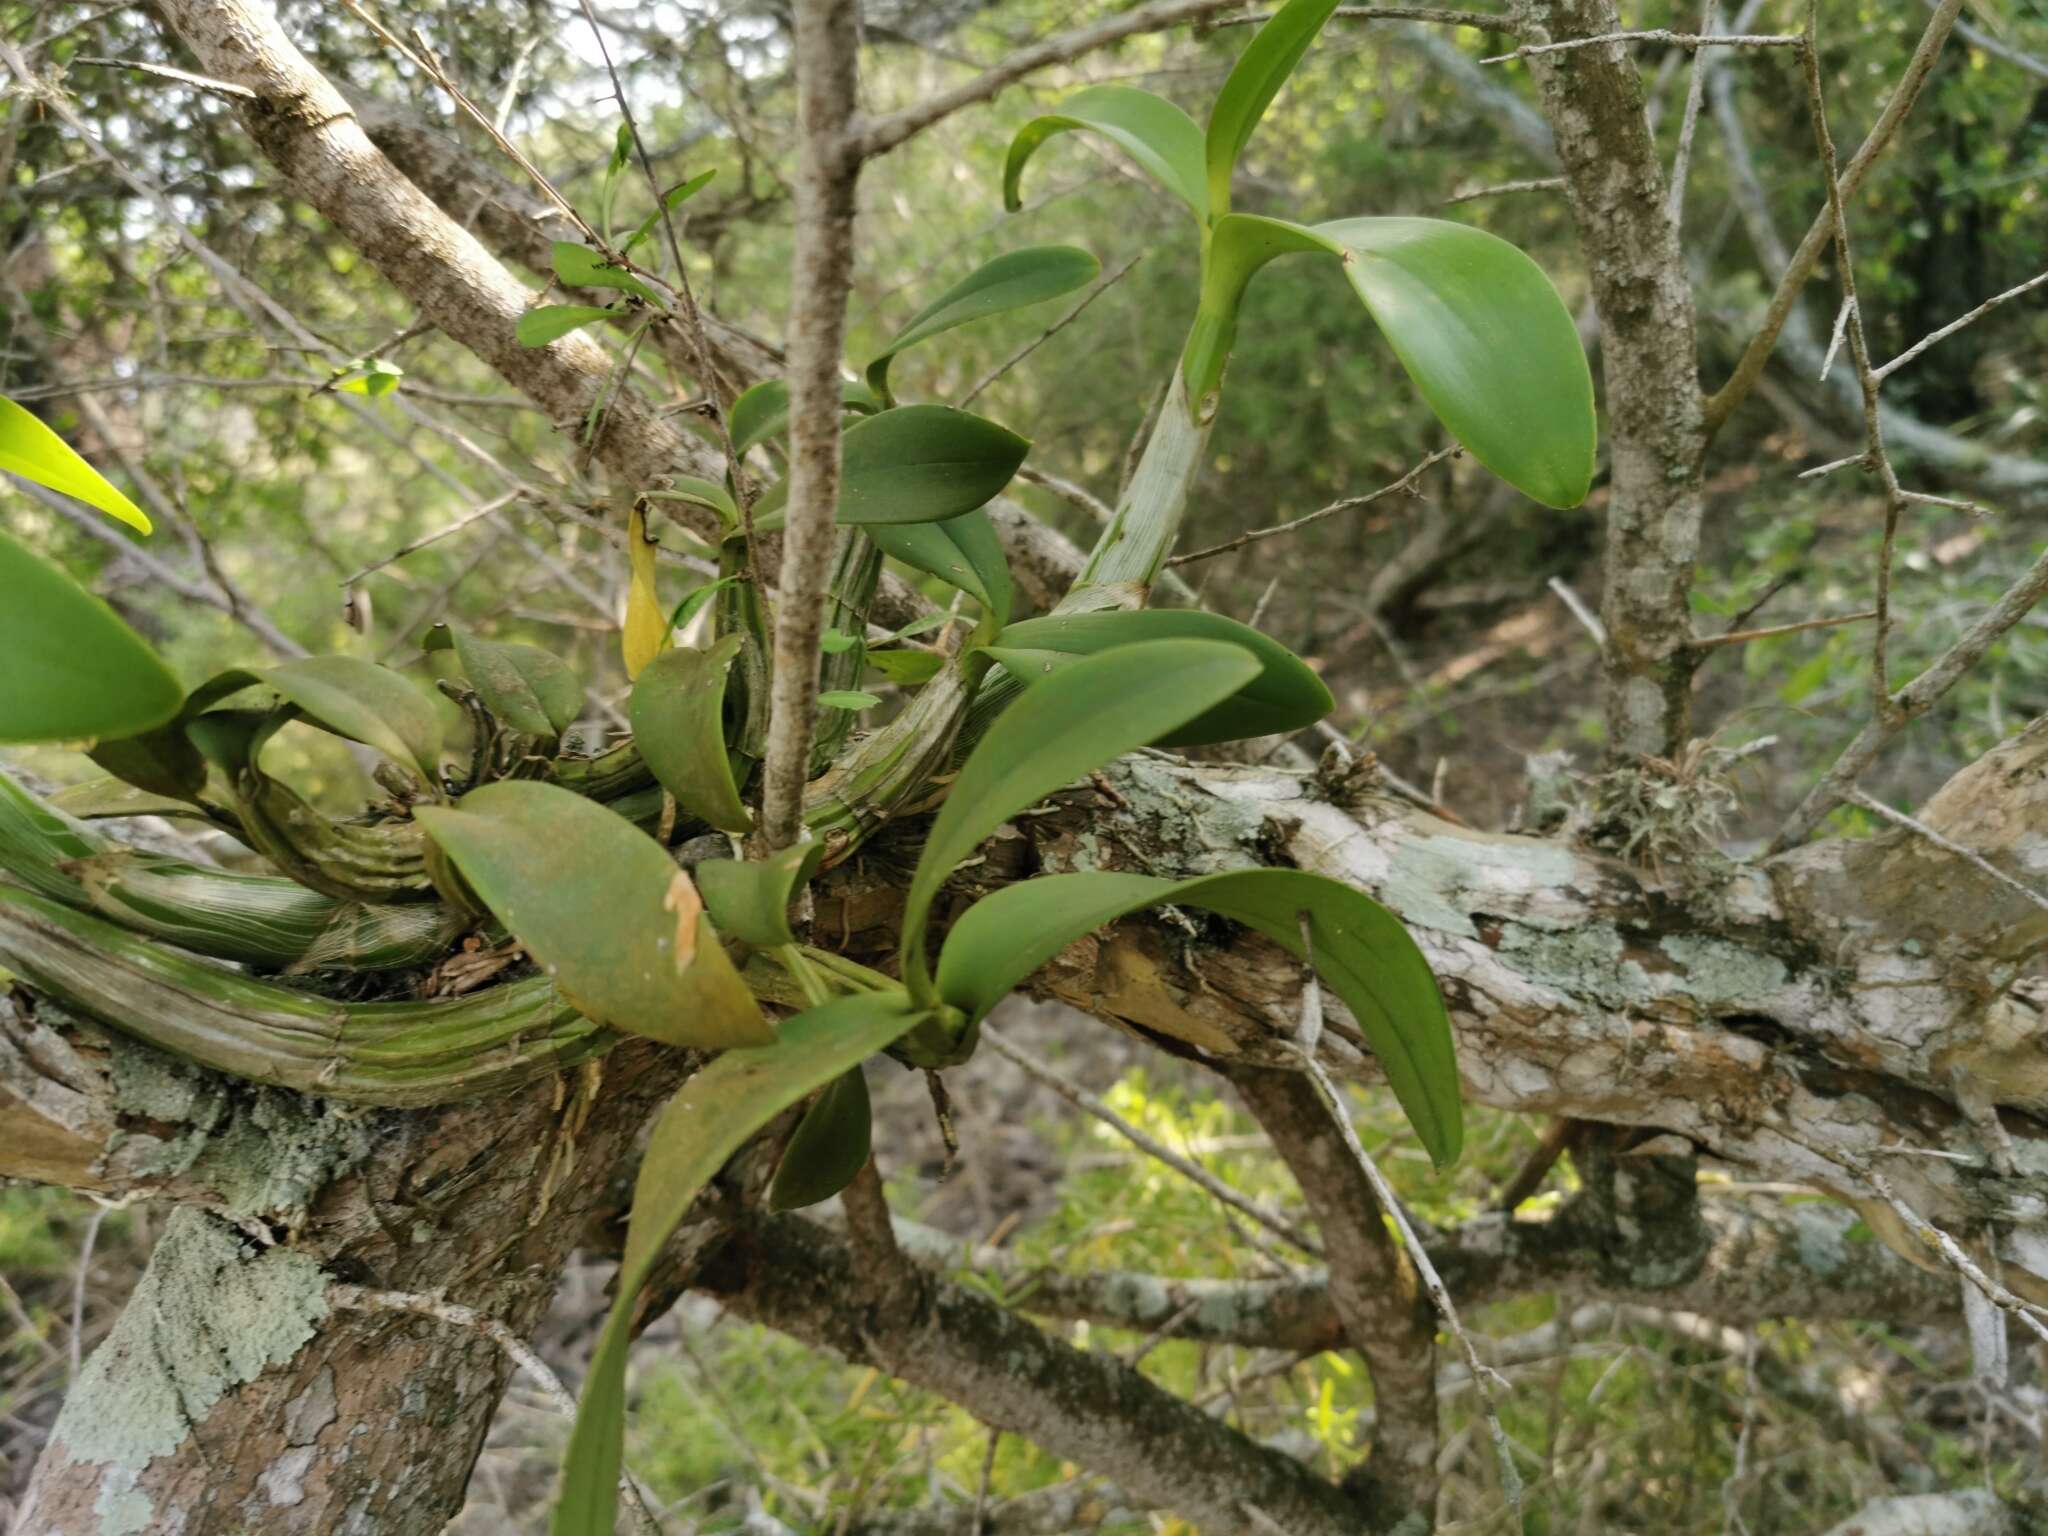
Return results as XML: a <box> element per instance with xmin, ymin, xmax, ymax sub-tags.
<box><xmin>628</xmin><ymin>637</ymin><xmax>755</xmax><ymax>834</ymax></box>
<box><xmin>866</xmin><ymin>648</ymin><xmax>945</xmax><ymax>686</ymax></box>
<box><xmin>647</xmin><ymin>473</ymin><xmax>739</xmax><ymax>529</ymax></box>
<box><xmin>599</xmin><ymin>124</ymin><xmax>632</xmax><ymax>240</ymax></box>
<box><xmin>866</xmin><ymin>245</ymin><xmax>1100</xmax><ymax>402</ymax></box>
<box><xmin>551</xmin><ymin>241</ymin><xmax>664</xmax><ymax>305</ymax></box>
<box><xmin>935</xmin><ymin>868</ymin><xmax>1461</xmax><ymax>1167</ymax></box>
<box><xmin>899</xmin><ymin>638</ymin><xmax>1260</xmax><ymax>994</ymax></box>
<box><xmin>336</xmin><ymin>358</ymin><xmax>404</xmax><ymax>397</ymax></box>
<box><xmin>987</xmin><ymin>609</ymin><xmax>1330</xmax><ymax>745</ymax></box>
<box><xmin>818</xmin><ymin>689</ymin><xmax>882</xmax><ymax>711</ymax></box>
<box><xmin>552</xmin><ymin>991</ymin><xmax>924</xmax><ymax>1536</ymax></box>
<box><xmin>1004</xmin><ymin>84</ymin><xmax>1207</xmax><ymax>222</ymax></box>
<box><xmin>767</xmin><ymin>1068</ymin><xmax>873</xmax><ymax>1211</ymax></box>
<box><xmin>819</xmin><ymin>629</ymin><xmax>860</xmax><ymax>655</ymax></box>
<box><xmin>1315</xmin><ymin>216</ymin><xmax>1597</xmax><ymax>510</ymax></box>
<box><xmin>415</xmin><ymin>780</ymin><xmax>771</xmax><ymax>1049</ymax></box>
<box><xmin>260</xmin><ymin>656</ymin><xmax>444</xmax><ymax>786</ymax></box>
<box><xmin>667</xmin><ymin>574</ymin><xmax>743</xmax><ymax>635</ymax></box>
<box><xmin>84</xmin><ymin>667</ymin><xmax>264</xmax><ymax>802</ymax></box>
<box><xmin>621</xmin><ymin>168</ymin><xmax>717</xmax><ymax>257</ymax></box>
<box><xmin>429</xmin><ymin>626</ymin><xmax>583</xmax><ymax>739</ymax></box>
<box><xmin>726</xmin><ymin>379</ymin><xmax>879</xmax><ymax>459</ymax></box>
<box><xmin>695</xmin><ymin>841</ymin><xmax>827</xmax><ymax>948</ymax></box>
<box><xmin>1206</xmin><ymin>0</ymin><xmax>1343</xmax><ymax>215</ymax></box>
<box><xmin>517</xmin><ymin>305</ymin><xmax>618</xmax><ymax>347</ymax></box>
<box><xmin>0</xmin><ymin>529</ymin><xmax>183</xmax><ymax>745</ymax></box>
<box><xmin>0</xmin><ymin>395</ymin><xmax>150</xmax><ymax>532</ymax></box>
<box><xmin>865</xmin><ymin>507</ymin><xmax>1013</xmax><ymax>630</ymax></box>
<box><xmin>749</xmin><ymin>405</ymin><xmax>1029</xmax><ymax>531</ymax></box>
<box><xmin>1189</xmin><ymin>214</ymin><xmax>1595</xmax><ymax>508</ymax></box>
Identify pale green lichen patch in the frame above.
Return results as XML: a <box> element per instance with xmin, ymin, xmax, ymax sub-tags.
<box><xmin>1378</xmin><ymin>833</ymin><xmax>1583</xmax><ymax>940</ymax></box>
<box><xmin>49</xmin><ymin>1209</ymin><xmax>329</xmax><ymax>1536</ymax></box>
<box><xmin>1499</xmin><ymin>921</ymin><xmax>1656</xmax><ymax>1012</ymax></box>
<box><xmin>110</xmin><ymin>1036</ymin><xmax>377</xmax><ymax>1224</ymax></box>
<box><xmin>1656</xmin><ymin>933</ymin><xmax>1788</xmax><ymax>1011</ymax></box>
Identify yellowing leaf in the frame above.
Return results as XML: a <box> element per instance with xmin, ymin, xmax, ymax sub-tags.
<box><xmin>0</xmin><ymin>396</ymin><xmax>149</xmax><ymax>533</ymax></box>
<box><xmin>623</xmin><ymin>502</ymin><xmax>669</xmax><ymax>679</ymax></box>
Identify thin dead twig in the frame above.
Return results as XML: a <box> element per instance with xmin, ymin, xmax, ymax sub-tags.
<box><xmin>1483</xmin><ymin>29</ymin><xmax>1799</xmax><ymax>64</ymax></box>
<box><xmin>1166</xmin><ymin>445</ymin><xmax>1456</xmax><ymax>567</ymax></box>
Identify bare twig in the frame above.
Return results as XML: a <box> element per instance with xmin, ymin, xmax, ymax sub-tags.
<box><xmin>1702</xmin><ymin>0</ymin><xmax>1965</xmax><ymax>439</ymax></box>
<box><xmin>1864</xmin><ymin>1173</ymin><xmax>2048</xmax><ymax>1346</ymax></box>
<box><xmin>1663</xmin><ymin>0</ymin><xmax>1718</xmax><ymax>227</ymax></box>
<box><xmin>1873</xmin><ymin>269</ymin><xmax>2048</xmax><ymax>383</ymax></box>
<box><xmin>980</xmin><ymin>1026</ymin><xmax>1324</xmax><ymax>1259</ymax></box>
<box><xmin>959</xmin><ymin>253</ymin><xmax>1143</xmax><ymax>407</ymax></box>
<box><xmin>1166</xmin><ymin>445</ymin><xmax>1456</xmax><ymax>567</ymax></box>
<box><xmin>1482</xmin><ymin>29</ymin><xmax>1799</xmax><ymax>64</ymax></box>
<box><xmin>1213</xmin><ymin>5</ymin><xmax>1513</xmax><ymax>27</ymax></box>
<box><xmin>1690</xmin><ymin>609</ymin><xmax>1875</xmax><ymax>650</ymax></box>
<box><xmin>71</xmin><ymin>55</ymin><xmax>256</xmax><ymax>99</ymax></box>
<box><xmin>1443</xmin><ymin>174</ymin><xmax>1565</xmax><ymax>205</ymax></box>
<box><xmin>1845</xmin><ymin>790</ymin><xmax>2048</xmax><ymax>914</ymax></box>
<box><xmin>1547</xmin><ymin>576</ymin><xmax>1608</xmax><ymax>646</ymax></box>
<box><xmin>758</xmin><ymin>0</ymin><xmax>862</xmax><ymax>853</ymax></box>
<box><xmin>339</xmin><ymin>491</ymin><xmax>521</xmax><ymax>587</ymax></box>
<box><xmin>1771</xmin><ymin>540</ymin><xmax>2048</xmax><ymax>849</ymax></box>
<box><xmin>854</xmin><ymin>0</ymin><xmax>1248</xmax><ymax>160</ymax></box>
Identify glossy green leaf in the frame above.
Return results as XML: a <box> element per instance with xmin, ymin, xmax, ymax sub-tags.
<box><xmin>768</xmin><ymin>1068</ymin><xmax>873</xmax><ymax>1211</ymax></box>
<box><xmin>0</xmin><ymin>396</ymin><xmax>149</xmax><ymax>532</ymax></box>
<box><xmin>1316</xmin><ymin>216</ymin><xmax>1596</xmax><ymax>510</ymax></box>
<box><xmin>667</xmin><ymin>574</ymin><xmax>743</xmax><ymax>634</ymax></box>
<box><xmin>629</xmin><ymin>637</ymin><xmax>754</xmax><ymax>834</ymax></box>
<box><xmin>898</xmin><ymin>639</ymin><xmax>1260</xmax><ymax>993</ymax></box>
<box><xmin>517</xmin><ymin>305</ymin><xmax>617</xmax><ymax>347</ymax></box>
<box><xmin>987</xmin><ymin>609</ymin><xmax>1330</xmax><ymax>745</ymax></box>
<box><xmin>0</xmin><ymin>529</ymin><xmax>183</xmax><ymax>745</ymax></box>
<box><xmin>750</xmin><ymin>406</ymin><xmax>1029</xmax><ymax>531</ymax></box>
<box><xmin>866</xmin><ymin>246</ymin><xmax>1100</xmax><ymax>401</ymax></box>
<box><xmin>417</xmin><ymin>781</ymin><xmax>770</xmax><ymax>1048</ymax></box>
<box><xmin>695</xmin><ymin>841</ymin><xmax>826</xmax><ymax>948</ymax></box>
<box><xmin>428</xmin><ymin>627</ymin><xmax>583</xmax><ymax>739</ymax></box>
<box><xmin>261</xmin><ymin>656</ymin><xmax>443</xmax><ymax>785</ymax></box>
<box><xmin>553</xmin><ymin>991</ymin><xmax>924</xmax><ymax>1536</ymax></box>
<box><xmin>866</xmin><ymin>507</ymin><xmax>1013</xmax><ymax>632</ymax></box>
<box><xmin>866</xmin><ymin>648</ymin><xmax>945</xmax><ymax>686</ymax></box>
<box><xmin>1205</xmin><ymin>0</ymin><xmax>1342</xmax><ymax>215</ymax></box>
<box><xmin>935</xmin><ymin>868</ymin><xmax>1461</xmax><ymax>1166</ymax></box>
<box><xmin>1004</xmin><ymin>85</ymin><xmax>1206</xmax><ymax>222</ymax></box>
<box><xmin>1189</xmin><ymin>214</ymin><xmax>1595</xmax><ymax>509</ymax></box>
<box><xmin>726</xmin><ymin>379</ymin><xmax>879</xmax><ymax>459</ymax></box>
<box><xmin>551</xmin><ymin>241</ymin><xmax>663</xmax><ymax>305</ymax></box>
<box><xmin>336</xmin><ymin>358</ymin><xmax>404</xmax><ymax>397</ymax></box>
<box><xmin>647</xmin><ymin>473</ymin><xmax>738</xmax><ymax>529</ymax></box>
<box><xmin>621</xmin><ymin>168</ymin><xmax>717</xmax><ymax>257</ymax></box>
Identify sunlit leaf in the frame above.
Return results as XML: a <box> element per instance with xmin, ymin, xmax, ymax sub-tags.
<box><xmin>415</xmin><ymin>780</ymin><xmax>770</xmax><ymax>1048</ymax></box>
<box><xmin>336</xmin><ymin>358</ymin><xmax>404</xmax><ymax>397</ymax></box>
<box><xmin>1004</xmin><ymin>85</ymin><xmax>1207</xmax><ymax>221</ymax></box>
<box><xmin>898</xmin><ymin>639</ymin><xmax>1260</xmax><ymax>995</ymax></box>
<box><xmin>552</xmin><ymin>991</ymin><xmax>924</xmax><ymax>1536</ymax></box>
<box><xmin>261</xmin><ymin>656</ymin><xmax>444</xmax><ymax>786</ymax></box>
<box><xmin>0</xmin><ymin>395</ymin><xmax>149</xmax><ymax>532</ymax></box>
<box><xmin>0</xmin><ymin>529</ymin><xmax>182</xmax><ymax>744</ymax></box>
<box><xmin>517</xmin><ymin>305</ymin><xmax>617</xmax><ymax>347</ymax></box>
<box><xmin>1188</xmin><ymin>214</ymin><xmax>1595</xmax><ymax>508</ymax></box>
<box><xmin>552</xmin><ymin>241</ymin><xmax>664</xmax><ymax>305</ymax></box>
<box><xmin>726</xmin><ymin>379</ymin><xmax>879</xmax><ymax>459</ymax></box>
<box><xmin>866</xmin><ymin>648</ymin><xmax>945</xmax><ymax>686</ymax></box>
<box><xmin>987</xmin><ymin>609</ymin><xmax>1329</xmax><ymax>745</ymax></box>
<box><xmin>621</xmin><ymin>168</ymin><xmax>717</xmax><ymax>257</ymax></box>
<box><xmin>935</xmin><ymin>868</ymin><xmax>1461</xmax><ymax>1166</ymax></box>
<box><xmin>818</xmin><ymin>689</ymin><xmax>881</xmax><ymax>711</ymax></box>
<box><xmin>629</xmin><ymin>636</ymin><xmax>754</xmax><ymax>834</ymax></box>
<box><xmin>767</xmin><ymin>1068</ymin><xmax>872</xmax><ymax>1211</ymax></box>
<box><xmin>1205</xmin><ymin>0</ymin><xmax>1343</xmax><ymax>215</ymax></box>
<box><xmin>866</xmin><ymin>245</ymin><xmax>1100</xmax><ymax>402</ymax></box>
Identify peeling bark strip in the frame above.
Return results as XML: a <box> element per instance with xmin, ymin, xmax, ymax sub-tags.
<box><xmin>151</xmin><ymin>0</ymin><xmax>725</xmax><ymax>527</ymax></box>
<box><xmin>1509</xmin><ymin>0</ymin><xmax>1708</xmax><ymax>759</ymax></box>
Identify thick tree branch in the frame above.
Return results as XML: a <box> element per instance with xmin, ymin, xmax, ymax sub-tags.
<box><xmin>1232</xmin><ymin>1067</ymin><xmax>1437</xmax><ymax>1522</ymax></box>
<box><xmin>696</xmin><ymin>1211</ymin><xmax>1372</xmax><ymax>1536</ymax></box>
